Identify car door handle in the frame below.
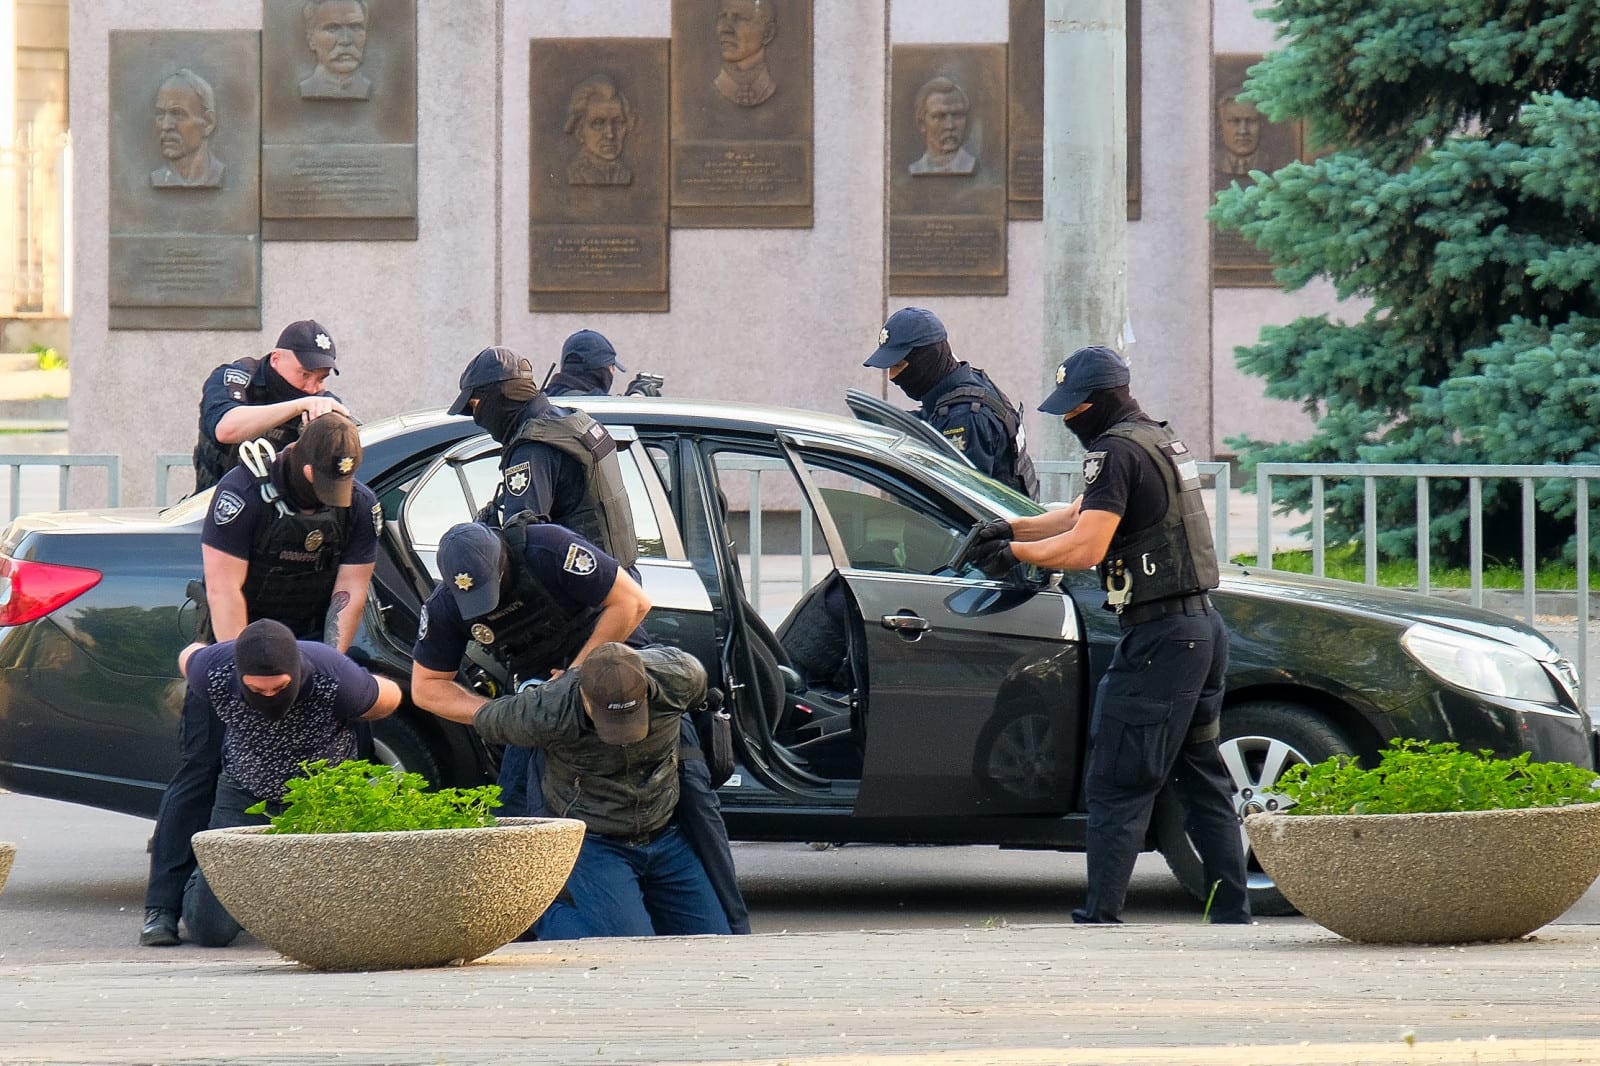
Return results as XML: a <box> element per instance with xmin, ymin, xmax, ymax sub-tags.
<box><xmin>880</xmin><ymin>612</ymin><xmax>931</xmax><ymax>636</ymax></box>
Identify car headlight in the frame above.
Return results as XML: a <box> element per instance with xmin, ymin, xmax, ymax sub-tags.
<box><xmin>1401</xmin><ymin>623</ymin><xmax>1563</xmax><ymax>705</ymax></box>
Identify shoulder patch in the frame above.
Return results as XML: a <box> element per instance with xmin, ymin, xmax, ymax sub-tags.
<box><xmin>1082</xmin><ymin>450</ymin><xmax>1108</xmax><ymax>486</ymax></box>
<box><xmin>942</xmin><ymin>425</ymin><xmax>968</xmax><ymax>452</ymax></box>
<box><xmin>222</xmin><ymin>367</ymin><xmax>250</xmax><ymax>387</ymax></box>
<box><xmin>504</xmin><ymin>461</ymin><xmax>531</xmax><ymax>497</ymax></box>
<box><xmin>212</xmin><ymin>489</ymin><xmax>246</xmax><ymax>526</ymax></box>
<box><xmin>563</xmin><ymin>542</ymin><xmax>598</xmax><ymax>576</ymax></box>
<box><xmin>371</xmin><ymin>502</ymin><xmax>384</xmax><ymax>537</ymax></box>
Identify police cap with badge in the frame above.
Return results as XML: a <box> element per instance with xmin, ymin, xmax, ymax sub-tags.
<box><xmin>276</xmin><ymin>319</ymin><xmax>339</xmax><ymax>374</ymax></box>
<box><xmin>1038</xmin><ymin>345</ymin><xmax>1130</xmax><ymax>415</ymax></box>
<box><xmin>864</xmin><ymin>307</ymin><xmax>948</xmax><ymax>368</ymax></box>
<box><xmin>437</xmin><ymin>522</ymin><xmax>508</xmax><ymax>621</ymax></box>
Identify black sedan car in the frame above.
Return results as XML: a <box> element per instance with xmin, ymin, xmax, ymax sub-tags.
<box><xmin>1</xmin><ymin>398</ymin><xmax>1593</xmax><ymax>915</ymax></box>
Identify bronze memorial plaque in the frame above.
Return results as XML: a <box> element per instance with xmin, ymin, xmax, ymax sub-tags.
<box><xmin>108</xmin><ymin>31</ymin><xmax>261</xmax><ymax>330</ymax></box>
<box><xmin>1212</xmin><ymin>54</ymin><xmax>1303</xmax><ymax>287</ymax></box>
<box><xmin>1008</xmin><ymin>0</ymin><xmax>1141</xmax><ymax>221</ymax></box>
<box><xmin>669</xmin><ymin>0</ymin><xmax>814</xmax><ymax>228</ymax></box>
<box><xmin>261</xmin><ymin>0</ymin><xmax>418</xmax><ymax>240</ymax></box>
<box><xmin>889</xmin><ymin>45</ymin><xmax>1008</xmax><ymax>296</ymax></box>
<box><xmin>529</xmin><ymin>39</ymin><xmax>669</xmax><ymax>312</ymax></box>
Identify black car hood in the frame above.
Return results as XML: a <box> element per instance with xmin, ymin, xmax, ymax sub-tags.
<box><xmin>1219</xmin><ymin>565</ymin><xmax>1563</xmax><ymax>661</ymax></box>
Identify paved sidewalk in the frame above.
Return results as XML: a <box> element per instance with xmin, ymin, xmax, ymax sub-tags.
<box><xmin>4</xmin><ymin>921</ymin><xmax>1600</xmax><ymax>1065</ymax></box>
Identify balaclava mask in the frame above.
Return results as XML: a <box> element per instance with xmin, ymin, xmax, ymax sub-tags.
<box><xmin>1064</xmin><ymin>385</ymin><xmax>1140</xmax><ymax>448</ymax></box>
<box><xmin>473</xmin><ymin>378</ymin><xmax>540</xmax><ymax>443</ymax></box>
<box><xmin>893</xmin><ymin>340</ymin><xmax>959</xmax><ymax>402</ymax></box>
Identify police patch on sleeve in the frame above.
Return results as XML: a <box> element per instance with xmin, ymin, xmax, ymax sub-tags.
<box><xmin>222</xmin><ymin>367</ymin><xmax>250</xmax><ymax>387</ymax></box>
<box><xmin>212</xmin><ymin>490</ymin><xmax>246</xmax><ymax>526</ymax></box>
<box><xmin>371</xmin><ymin>502</ymin><xmax>384</xmax><ymax>536</ymax></box>
<box><xmin>942</xmin><ymin>426</ymin><xmax>968</xmax><ymax>452</ymax></box>
<box><xmin>1082</xmin><ymin>450</ymin><xmax>1107</xmax><ymax>486</ymax></box>
<box><xmin>563</xmin><ymin>542</ymin><xmax>598</xmax><ymax>576</ymax></box>
<box><xmin>417</xmin><ymin>604</ymin><xmax>429</xmax><ymax>640</ymax></box>
<box><xmin>504</xmin><ymin>462</ymin><xmax>531</xmax><ymax>497</ymax></box>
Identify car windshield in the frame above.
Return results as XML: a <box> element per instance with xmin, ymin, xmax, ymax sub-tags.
<box><xmin>889</xmin><ymin>437</ymin><xmax>1045</xmax><ymax>518</ymax></box>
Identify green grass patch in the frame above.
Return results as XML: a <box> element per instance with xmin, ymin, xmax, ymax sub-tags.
<box><xmin>1234</xmin><ymin>541</ymin><xmax>1583</xmax><ymax>591</ymax></box>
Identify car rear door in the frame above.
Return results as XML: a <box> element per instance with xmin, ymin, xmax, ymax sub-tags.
<box><xmin>777</xmin><ymin>433</ymin><xmax>1087</xmax><ymax>818</ymax></box>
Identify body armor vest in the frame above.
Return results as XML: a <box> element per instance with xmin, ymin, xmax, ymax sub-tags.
<box><xmin>192</xmin><ymin>358</ymin><xmax>304</xmax><ymax>492</ymax></box>
<box><xmin>464</xmin><ymin>515</ymin><xmax>604</xmax><ymax>681</ymax></box>
<box><xmin>932</xmin><ymin>369</ymin><xmax>1041</xmax><ymax>499</ymax></box>
<box><xmin>239</xmin><ymin>463</ymin><xmax>349</xmax><ymax>636</ymax></box>
<box><xmin>1093</xmin><ymin>420</ymin><xmax>1219</xmax><ymax>611</ymax></box>
<box><xmin>508</xmin><ymin>407</ymin><xmax>638</xmax><ymax>569</ymax></box>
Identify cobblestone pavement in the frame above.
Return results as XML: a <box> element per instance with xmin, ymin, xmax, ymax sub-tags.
<box><xmin>4</xmin><ymin>922</ymin><xmax>1600</xmax><ymax>1065</ymax></box>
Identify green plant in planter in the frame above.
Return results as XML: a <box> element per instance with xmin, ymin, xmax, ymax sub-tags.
<box><xmin>1277</xmin><ymin>739</ymin><xmax>1600</xmax><ymax>816</ymax></box>
<box><xmin>245</xmin><ymin>759</ymin><xmax>501</xmax><ymax>833</ymax></box>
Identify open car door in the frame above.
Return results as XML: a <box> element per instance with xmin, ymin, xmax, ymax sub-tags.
<box><xmin>844</xmin><ymin>387</ymin><xmax>974</xmax><ymax>469</ymax></box>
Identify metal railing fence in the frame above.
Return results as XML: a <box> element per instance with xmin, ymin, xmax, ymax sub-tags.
<box><xmin>156</xmin><ymin>454</ymin><xmax>195</xmax><ymax>506</ymax></box>
<box><xmin>0</xmin><ymin>453</ymin><xmax>120</xmax><ymax>521</ymax></box>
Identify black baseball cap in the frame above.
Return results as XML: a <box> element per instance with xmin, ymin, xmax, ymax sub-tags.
<box><xmin>579</xmin><ymin>643</ymin><xmax>651</xmax><ymax>745</ymax></box>
<box><xmin>437</xmin><ymin>522</ymin><xmax>507</xmax><ymax>619</ymax></box>
<box><xmin>294</xmin><ymin>412</ymin><xmax>363</xmax><ymax>507</ymax></box>
<box><xmin>866</xmin><ymin>307</ymin><xmax>948</xmax><ymax>368</ymax></box>
<box><xmin>276</xmin><ymin>319</ymin><xmax>339</xmax><ymax>373</ymax></box>
<box><xmin>561</xmin><ymin>330</ymin><xmax>627</xmax><ymax>372</ymax></box>
<box><xmin>1038</xmin><ymin>345</ymin><xmax>1132</xmax><ymax>415</ymax></box>
<box><xmin>448</xmin><ymin>346</ymin><xmax>534</xmax><ymax>416</ymax></box>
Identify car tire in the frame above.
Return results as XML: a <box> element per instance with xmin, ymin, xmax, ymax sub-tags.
<box><xmin>1154</xmin><ymin>699</ymin><xmax>1357</xmax><ymax>918</ymax></box>
<box><xmin>371</xmin><ymin>714</ymin><xmax>444</xmax><ymax>788</ymax></box>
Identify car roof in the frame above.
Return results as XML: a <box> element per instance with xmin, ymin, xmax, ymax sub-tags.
<box><xmin>361</xmin><ymin>397</ymin><xmax>909</xmax><ymax>449</ymax></box>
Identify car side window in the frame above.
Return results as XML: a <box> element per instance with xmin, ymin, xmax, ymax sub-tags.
<box><xmin>401</xmin><ymin>441</ymin><xmax>677</xmax><ymax>581</ymax></box>
<box><xmin>794</xmin><ymin>452</ymin><xmax>969</xmax><ymax>576</ymax></box>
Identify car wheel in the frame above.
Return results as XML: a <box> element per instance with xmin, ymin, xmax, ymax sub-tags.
<box><xmin>371</xmin><ymin>714</ymin><xmax>443</xmax><ymax>788</ymax></box>
<box><xmin>1154</xmin><ymin>699</ymin><xmax>1356</xmax><ymax>917</ymax></box>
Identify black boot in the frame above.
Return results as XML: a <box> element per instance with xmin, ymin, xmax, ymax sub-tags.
<box><xmin>140</xmin><ymin>907</ymin><xmax>180</xmax><ymax>947</ymax></box>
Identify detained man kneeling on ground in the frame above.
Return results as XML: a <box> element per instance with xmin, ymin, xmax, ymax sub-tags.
<box><xmin>417</xmin><ymin>641</ymin><xmax>731</xmax><ymax>939</ymax></box>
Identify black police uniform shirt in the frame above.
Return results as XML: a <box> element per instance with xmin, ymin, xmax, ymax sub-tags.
<box><xmin>498</xmin><ymin>402</ymin><xmax>591</xmax><ymax>525</ymax></box>
<box><xmin>188</xmin><ymin>640</ymin><xmax>378</xmax><ymax>801</ymax></box>
<box><xmin>201</xmin><ymin>462</ymin><xmax>381</xmax><ymax>567</ymax></box>
<box><xmin>920</xmin><ymin>365</ymin><xmax>1012</xmax><ymax>482</ymax></box>
<box><xmin>197</xmin><ymin>358</ymin><xmax>344</xmax><ymax>454</ymax></box>
<box><xmin>1078</xmin><ymin>416</ymin><xmax>1170</xmax><ymax>532</ymax></box>
<box><xmin>411</xmin><ymin>523</ymin><xmax>649</xmax><ymax>675</ymax></box>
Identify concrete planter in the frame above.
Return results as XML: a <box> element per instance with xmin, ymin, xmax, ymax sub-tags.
<box><xmin>0</xmin><ymin>842</ymin><xmax>14</xmax><ymax>896</ymax></box>
<box><xmin>1246</xmin><ymin>802</ymin><xmax>1600</xmax><ymax>944</ymax></box>
<box><xmin>191</xmin><ymin>817</ymin><xmax>585</xmax><ymax>971</ymax></box>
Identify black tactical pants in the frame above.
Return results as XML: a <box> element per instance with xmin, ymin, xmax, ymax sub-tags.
<box><xmin>1074</xmin><ymin>598</ymin><xmax>1250</xmax><ymax>924</ymax></box>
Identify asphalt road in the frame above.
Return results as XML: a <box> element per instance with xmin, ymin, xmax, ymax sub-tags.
<box><xmin>6</xmin><ymin>790</ymin><xmax>1600</xmax><ymax>970</ymax></box>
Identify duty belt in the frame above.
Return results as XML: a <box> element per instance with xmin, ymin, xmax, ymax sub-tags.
<box><xmin>1116</xmin><ymin>592</ymin><xmax>1213</xmax><ymax>630</ymax></box>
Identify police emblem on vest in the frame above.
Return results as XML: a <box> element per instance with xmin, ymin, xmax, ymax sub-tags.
<box><xmin>505</xmin><ymin>462</ymin><xmax>531</xmax><ymax>496</ymax></box>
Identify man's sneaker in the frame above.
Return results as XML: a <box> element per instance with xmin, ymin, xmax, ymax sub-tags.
<box><xmin>140</xmin><ymin>907</ymin><xmax>180</xmax><ymax>947</ymax></box>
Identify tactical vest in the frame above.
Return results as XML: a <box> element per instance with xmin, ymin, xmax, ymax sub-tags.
<box><xmin>463</xmin><ymin>515</ymin><xmax>605</xmax><ymax>681</ymax></box>
<box><xmin>1093</xmin><ymin>420</ymin><xmax>1219</xmax><ymax>611</ymax></box>
<box><xmin>932</xmin><ymin>369</ymin><xmax>1041</xmax><ymax>500</ymax></box>
<box><xmin>508</xmin><ymin>407</ymin><xmax>638</xmax><ymax>569</ymax></box>
<box><xmin>239</xmin><ymin>463</ymin><xmax>349</xmax><ymax>636</ymax></box>
<box><xmin>192</xmin><ymin>358</ymin><xmax>304</xmax><ymax>492</ymax></box>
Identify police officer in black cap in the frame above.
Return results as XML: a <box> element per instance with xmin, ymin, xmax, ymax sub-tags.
<box><xmin>409</xmin><ymin>521</ymin><xmax>750</xmax><ymax>935</ymax></box>
<box><xmin>448</xmin><ymin>345</ymin><xmax>637</xmax><ymax>568</ymax></box>
<box><xmin>965</xmin><ymin>345</ymin><xmax>1249</xmax><ymax>925</ymax></box>
<box><xmin>865</xmin><ymin>307</ymin><xmax>1039</xmax><ymax>499</ymax></box>
<box><xmin>192</xmin><ymin>319</ymin><xmax>351</xmax><ymax>492</ymax></box>
<box><xmin>141</xmin><ymin>412</ymin><xmax>383</xmax><ymax>946</ymax></box>
<box><xmin>545</xmin><ymin>329</ymin><xmax>665</xmax><ymax>399</ymax></box>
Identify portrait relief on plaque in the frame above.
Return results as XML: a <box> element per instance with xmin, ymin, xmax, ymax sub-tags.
<box><xmin>1212</xmin><ymin>54</ymin><xmax>1303</xmax><ymax>287</ymax></box>
<box><xmin>566</xmin><ymin>76</ymin><xmax>637</xmax><ymax>187</ymax></box>
<box><xmin>110</xmin><ymin>31</ymin><xmax>262</xmax><ymax>329</ymax></box>
<box><xmin>261</xmin><ymin>0</ymin><xmax>418</xmax><ymax>240</ymax></box>
<box><xmin>530</xmin><ymin>39</ymin><xmax>669</xmax><ymax>312</ymax></box>
<box><xmin>298</xmin><ymin>0</ymin><xmax>372</xmax><ymax>100</ymax></box>
<box><xmin>889</xmin><ymin>44</ymin><xmax>1008</xmax><ymax>296</ymax></box>
<box><xmin>670</xmin><ymin>0</ymin><xmax>814</xmax><ymax>228</ymax></box>
<box><xmin>712</xmin><ymin>0</ymin><xmax>778</xmax><ymax>108</ymax></box>
<box><xmin>150</xmin><ymin>69</ymin><xmax>226</xmax><ymax>188</ymax></box>
<box><xmin>909</xmin><ymin>76</ymin><xmax>977</xmax><ymax>176</ymax></box>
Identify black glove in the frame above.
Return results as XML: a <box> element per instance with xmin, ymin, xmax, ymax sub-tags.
<box><xmin>974</xmin><ymin>518</ymin><xmax>1013</xmax><ymax>543</ymax></box>
<box><xmin>967</xmin><ymin>538</ymin><xmax>1018</xmax><ymax>579</ymax></box>
<box><xmin>624</xmin><ymin>372</ymin><xmax>664</xmax><ymax>397</ymax></box>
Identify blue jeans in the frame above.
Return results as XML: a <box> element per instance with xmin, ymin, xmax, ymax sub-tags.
<box><xmin>534</xmin><ymin>824</ymin><xmax>731</xmax><ymax>940</ymax></box>
<box><xmin>181</xmin><ymin>773</ymin><xmax>274</xmax><ymax>947</ymax></box>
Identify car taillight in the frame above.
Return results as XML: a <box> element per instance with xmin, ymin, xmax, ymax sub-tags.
<box><xmin>0</xmin><ymin>555</ymin><xmax>103</xmax><ymax>626</ymax></box>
